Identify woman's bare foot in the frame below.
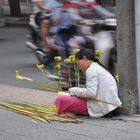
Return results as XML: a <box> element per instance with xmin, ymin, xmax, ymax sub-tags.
<box><xmin>61</xmin><ymin>112</ymin><xmax>76</xmax><ymax>117</ymax></box>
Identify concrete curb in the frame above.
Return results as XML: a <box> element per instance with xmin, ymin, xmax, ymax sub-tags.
<box><xmin>4</xmin><ymin>16</ymin><xmax>28</xmax><ymax>27</ymax></box>
<box><xmin>5</xmin><ymin>22</ymin><xmax>28</xmax><ymax>27</ymax></box>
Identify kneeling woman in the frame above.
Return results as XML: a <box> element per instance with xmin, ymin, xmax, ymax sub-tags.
<box><xmin>55</xmin><ymin>48</ymin><xmax>122</xmax><ymax>118</ymax></box>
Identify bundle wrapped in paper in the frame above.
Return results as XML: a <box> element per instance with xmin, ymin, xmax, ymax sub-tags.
<box><xmin>58</xmin><ymin>91</ymin><xmax>70</xmax><ymax>96</ymax></box>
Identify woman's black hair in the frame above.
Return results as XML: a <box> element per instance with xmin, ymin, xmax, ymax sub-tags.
<box><xmin>76</xmin><ymin>48</ymin><xmax>97</xmax><ymax>62</ymax></box>
<box><xmin>76</xmin><ymin>48</ymin><xmax>118</xmax><ymax>84</ymax></box>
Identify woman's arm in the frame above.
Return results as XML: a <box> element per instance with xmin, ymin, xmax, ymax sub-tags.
<box><xmin>69</xmin><ymin>70</ymin><xmax>98</xmax><ymax>98</ymax></box>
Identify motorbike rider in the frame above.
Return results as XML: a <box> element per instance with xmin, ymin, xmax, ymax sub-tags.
<box><xmin>30</xmin><ymin>0</ymin><xmax>62</xmax><ymax>52</ymax></box>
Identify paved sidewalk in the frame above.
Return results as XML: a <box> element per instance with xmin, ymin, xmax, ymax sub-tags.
<box><xmin>0</xmin><ymin>84</ymin><xmax>57</xmax><ymax>104</ymax></box>
<box><xmin>0</xmin><ymin>84</ymin><xmax>140</xmax><ymax>140</ymax></box>
<box><xmin>1</xmin><ymin>83</ymin><xmax>140</xmax><ymax>123</ymax></box>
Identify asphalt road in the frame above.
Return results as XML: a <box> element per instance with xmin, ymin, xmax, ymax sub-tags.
<box><xmin>0</xmin><ymin>26</ymin><xmax>55</xmax><ymax>90</ymax></box>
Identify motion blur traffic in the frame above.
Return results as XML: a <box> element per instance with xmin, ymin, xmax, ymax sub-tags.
<box><xmin>25</xmin><ymin>0</ymin><xmax>117</xmax><ymax>89</ymax></box>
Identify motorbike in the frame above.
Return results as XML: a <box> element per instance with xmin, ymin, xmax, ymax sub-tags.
<box><xmin>25</xmin><ymin>23</ymin><xmax>79</xmax><ymax>63</ymax></box>
<box><xmin>25</xmin><ymin>0</ymin><xmax>82</xmax><ymax>64</ymax></box>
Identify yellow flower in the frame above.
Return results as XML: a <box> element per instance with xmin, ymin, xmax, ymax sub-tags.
<box><xmin>64</xmin><ymin>59</ymin><xmax>71</xmax><ymax>64</ymax></box>
<box><xmin>54</xmin><ymin>64</ymin><xmax>61</xmax><ymax>70</ymax></box>
<box><xmin>96</xmin><ymin>50</ymin><xmax>103</xmax><ymax>56</ymax></box>
<box><xmin>36</xmin><ymin>64</ymin><xmax>45</xmax><ymax>69</ymax></box>
<box><xmin>73</xmin><ymin>49</ymin><xmax>80</xmax><ymax>55</ymax></box>
<box><xmin>69</xmin><ymin>55</ymin><xmax>76</xmax><ymax>63</ymax></box>
<box><xmin>54</xmin><ymin>56</ymin><xmax>62</xmax><ymax>62</ymax></box>
<box><xmin>16</xmin><ymin>70</ymin><xmax>33</xmax><ymax>82</ymax></box>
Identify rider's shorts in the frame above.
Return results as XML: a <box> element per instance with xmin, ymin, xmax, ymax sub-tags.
<box><xmin>34</xmin><ymin>7</ymin><xmax>61</xmax><ymax>27</ymax></box>
<box><xmin>34</xmin><ymin>12</ymin><xmax>50</xmax><ymax>26</ymax></box>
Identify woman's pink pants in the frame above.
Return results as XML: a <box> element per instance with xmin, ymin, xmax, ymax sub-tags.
<box><xmin>55</xmin><ymin>95</ymin><xmax>89</xmax><ymax>115</ymax></box>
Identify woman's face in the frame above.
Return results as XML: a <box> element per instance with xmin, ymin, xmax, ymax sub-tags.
<box><xmin>77</xmin><ymin>57</ymin><xmax>89</xmax><ymax>72</ymax></box>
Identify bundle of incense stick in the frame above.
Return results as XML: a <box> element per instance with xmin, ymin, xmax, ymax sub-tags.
<box><xmin>0</xmin><ymin>102</ymin><xmax>82</xmax><ymax>123</ymax></box>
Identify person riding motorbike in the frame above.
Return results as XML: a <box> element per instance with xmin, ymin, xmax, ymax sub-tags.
<box><xmin>30</xmin><ymin>0</ymin><xmax>62</xmax><ymax>52</ymax></box>
<box><xmin>27</xmin><ymin>0</ymin><xmax>82</xmax><ymax>64</ymax></box>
